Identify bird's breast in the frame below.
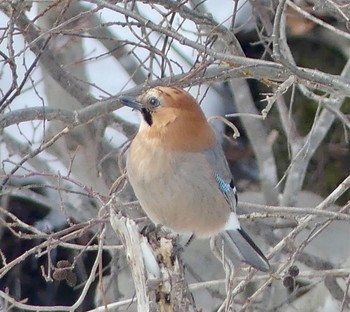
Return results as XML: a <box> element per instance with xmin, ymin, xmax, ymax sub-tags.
<box><xmin>126</xmin><ymin>136</ymin><xmax>231</xmax><ymax>236</ymax></box>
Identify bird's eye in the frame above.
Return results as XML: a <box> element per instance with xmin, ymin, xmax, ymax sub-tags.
<box><xmin>148</xmin><ymin>96</ymin><xmax>160</xmax><ymax>108</ymax></box>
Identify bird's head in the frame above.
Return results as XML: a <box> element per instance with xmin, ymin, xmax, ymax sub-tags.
<box><xmin>120</xmin><ymin>86</ymin><xmax>216</xmax><ymax>151</ymax></box>
<box><xmin>120</xmin><ymin>86</ymin><xmax>207</xmax><ymax>127</ymax></box>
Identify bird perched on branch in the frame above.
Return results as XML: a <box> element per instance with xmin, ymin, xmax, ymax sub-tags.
<box><xmin>120</xmin><ymin>86</ymin><xmax>270</xmax><ymax>272</ymax></box>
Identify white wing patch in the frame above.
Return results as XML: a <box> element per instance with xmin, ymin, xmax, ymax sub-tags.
<box><xmin>224</xmin><ymin>213</ymin><xmax>240</xmax><ymax>231</ymax></box>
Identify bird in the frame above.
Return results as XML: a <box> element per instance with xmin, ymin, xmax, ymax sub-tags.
<box><xmin>120</xmin><ymin>86</ymin><xmax>270</xmax><ymax>272</ymax></box>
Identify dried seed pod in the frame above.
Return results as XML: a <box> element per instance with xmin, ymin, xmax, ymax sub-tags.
<box><xmin>288</xmin><ymin>265</ymin><xmax>300</xmax><ymax>277</ymax></box>
<box><xmin>283</xmin><ymin>276</ymin><xmax>294</xmax><ymax>290</ymax></box>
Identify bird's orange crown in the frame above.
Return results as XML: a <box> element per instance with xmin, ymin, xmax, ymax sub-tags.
<box><xmin>121</xmin><ymin>86</ymin><xmax>216</xmax><ymax>152</ymax></box>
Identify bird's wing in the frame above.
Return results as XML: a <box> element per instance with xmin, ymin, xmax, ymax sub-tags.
<box><xmin>204</xmin><ymin>141</ymin><xmax>237</xmax><ymax>212</ymax></box>
<box><xmin>204</xmin><ymin>135</ymin><xmax>271</xmax><ymax>272</ymax></box>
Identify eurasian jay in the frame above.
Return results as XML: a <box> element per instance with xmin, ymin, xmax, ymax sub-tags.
<box><xmin>120</xmin><ymin>86</ymin><xmax>270</xmax><ymax>272</ymax></box>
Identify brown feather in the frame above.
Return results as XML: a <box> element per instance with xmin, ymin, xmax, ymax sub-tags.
<box><xmin>136</xmin><ymin>87</ymin><xmax>216</xmax><ymax>152</ymax></box>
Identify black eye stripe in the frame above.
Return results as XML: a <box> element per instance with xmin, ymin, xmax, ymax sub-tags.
<box><xmin>141</xmin><ymin>108</ymin><xmax>153</xmax><ymax>126</ymax></box>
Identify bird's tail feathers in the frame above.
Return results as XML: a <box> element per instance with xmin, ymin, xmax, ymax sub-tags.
<box><xmin>227</xmin><ymin>228</ymin><xmax>270</xmax><ymax>272</ymax></box>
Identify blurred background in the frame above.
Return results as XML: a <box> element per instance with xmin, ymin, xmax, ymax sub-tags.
<box><xmin>0</xmin><ymin>0</ymin><xmax>349</xmax><ymax>311</ymax></box>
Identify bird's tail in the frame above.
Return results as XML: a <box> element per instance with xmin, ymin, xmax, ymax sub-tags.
<box><xmin>227</xmin><ymin>228</ymin><xmax>270</xmax><ymax>272</ymax></box>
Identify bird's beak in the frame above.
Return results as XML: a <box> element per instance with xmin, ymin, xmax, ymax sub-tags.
<box><xmin>120</xmin><ymin>96</ymin><xmax>143</xmax><ymax>111</ymax></box>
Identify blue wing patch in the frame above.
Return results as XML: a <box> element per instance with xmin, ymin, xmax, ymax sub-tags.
<box><xmin>215</xmin><ymin>174</ymin><xmax>238</xmax><ymax>211</ymax></box>
<box><xmin>215</xmin><ymin>174</ymin><xmax>231</xmax><ymax>193</ymax></box>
